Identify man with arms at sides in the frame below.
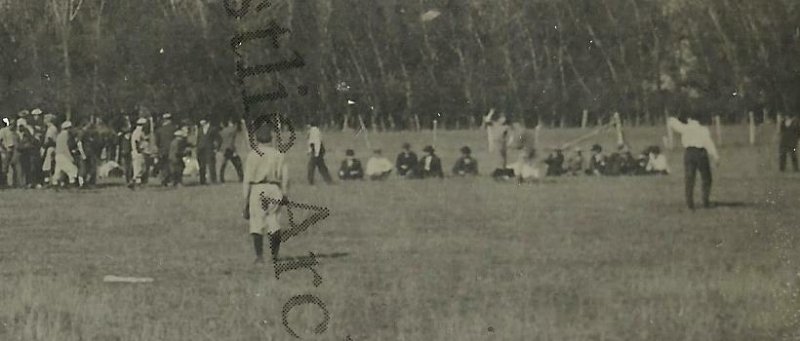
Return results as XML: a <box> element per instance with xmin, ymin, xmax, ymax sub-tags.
<box><xmin>243</xmin><ymin>124</ymin><xmax>289</xmax><ymax>264</ymax></box>
<box><xmin>306</xmin><ymin>119</ymin><xmax>333</xmax><ymax>185</ymax></box>
<box><xmin>156</xmin><ymin>113</ymin><xmax>178</xmax><ymax>186</ymax></box>
<box><xmin>667</xmin><ymin>110</ymin><xmax>720</xmax><ymax>210</ymax></box>
<box><xmin>778</xmin><ymin>112</ymin><xmax>800</xmax><ymax>172</ymax></box>
<box><xmin>196</xmin><ymin>118</ymin><xmax>221</xmax><ymax>185</ymax></box>
<box><xmin>219</xmin><ymin>118</ymin><xmax>244</xmax><ymax>183</ymax></box>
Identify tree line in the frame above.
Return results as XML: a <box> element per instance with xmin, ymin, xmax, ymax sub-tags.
<box><xmin>1</xmin><ymin>0</ymin><xmax>799</xmax><ymax>130</ymax></box>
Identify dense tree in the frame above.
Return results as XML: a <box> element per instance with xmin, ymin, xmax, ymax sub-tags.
<box><xmin>1</xmin><ymin>0</ymin><xmax>798</xmax><ymax>128</ymax></box>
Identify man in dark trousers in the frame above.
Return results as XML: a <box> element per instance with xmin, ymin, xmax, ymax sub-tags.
<box><xmin>169</xmin><ymin>129</ymin><xmax>190</xmax><ymax>187</ymax></box>
<box><xmin>196</xmin><ymin>118</ymin><xmax>221</xmax><ymax>185</ymax></box>
<box><xmin>156</xmin><ymin>113</ymin><xmax>177</xmax><ymax>186</ymax></box>
<box><xmin>306</xmin><ymin>120</ymin><xmax>333</xmax><ymax>185</ymax></box>
<box><xmin>219</xmin><ymin>119</ymin><xmax>244</xmax><ymax>183</ymax></box>
<box><xmin>779</xmin><ymin>113</ymin><xmax>800</xmax><ymax>172</ymax></box>
<box><xmin>418</xmin><ymin>145</ymin><xmax>443</xmax><ymax>179</ymax></box>
<box><xmin>338</xmin><ymin>149</ymin><xmax>364</xmax><ymax>180</ymax></box>
<box><xmin>396</xmin><ymin>142</ymin><xmax>418</xmax><ymax>178</ymax></box>
<box><xmin>668</xmin><ymin>112</ymin><xmax>720</xmax><ymax>210</ymax></box>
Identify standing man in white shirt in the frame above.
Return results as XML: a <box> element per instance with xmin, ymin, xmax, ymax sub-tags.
<box><xmin>129</xmin><ymin>118</ymin><xmax>148</xmax><ymax>189</ymax></box>
<box><xmin>667</xmin><ymin>112</ymin><xmax>720</xmax><ymax>210</ymax></box>
<box><xmin>306</xmin><ymin>120</ymin><xmax>333</xmax><ymax>185</ymax></box>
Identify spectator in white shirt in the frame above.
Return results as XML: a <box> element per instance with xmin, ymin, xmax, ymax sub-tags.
<box><xmin>306</xmin><ymin>120</ymin><xmax>333</xmax><ymax>185</ymax></box>
<box><xmin>645</xmin><ymin>146</ymin><xmax>670</xmax><ymax>175</ymax></box>
<box><xmin>365</xmin><ymin>149</ymin><xmax>393</xmax><ymax>180</ymax></box>
<box><xmin>667</xmin><ymin>113</ymin><xmax>719</xmax><ymax>210</ymax></box>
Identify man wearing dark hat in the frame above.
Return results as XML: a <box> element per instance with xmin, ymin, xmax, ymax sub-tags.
<box><xmin>196</xmin><ymin>118</ymin><xmax>221</xmax><ymax>185</ymax></box>
<box><xmin>778</xmin><ymin>112</ymin><xmax>800</xmax><ymax>172</ymax></box>
<box><xmin>668</xmin><ymin>112</ymin><xmax>720</xmax><ymax>210</ymax></box>
<box><xmin>156</xmin><ymin>113</ymin><xmax>178</xmax><ymax>186</ymax></box>
<box><xmin>544</xmin><ymin>149</ymin><xmax>565</xmax><ymax>176</ymax></box>
<box><xmin>219</xmin><ymin>118</ymin><xmax>244</xmax><ymax>183</ymax></box>
<box><xmin>169</xmin><ymin>129</ymin><xmax>191</xmax><ymax>187</ymax></box>
<box><xmin>395</xmin><ymin>142</ymin><xmax>418</xmax><ymax>178</ymax></box>
<box><xmin>452</xmin><ymin>146</ymin><xmax>478</xmax><ymax>176</ymax></box>
<box><xmin>338</xmin><ymin>149</ymin><xmax>364</xmax><ymax>180</ymax></box>
<box><xmin>418</xmin><ymin>145</ymin><xmax>443</xmax><ymax>179</ymax></box>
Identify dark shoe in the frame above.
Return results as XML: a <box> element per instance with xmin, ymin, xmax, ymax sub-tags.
<box><xmin>254</xmin><ymin>256</ymin><xmax>265</xmax><ymax>264</ymax></box>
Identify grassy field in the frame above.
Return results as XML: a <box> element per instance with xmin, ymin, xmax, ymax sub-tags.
<box><xmin>1</xmin><ymin>125</ymin><xmax>799</xmax><ymax>340</ymax></box>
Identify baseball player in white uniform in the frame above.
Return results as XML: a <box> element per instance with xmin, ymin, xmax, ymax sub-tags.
<box><xmin>243</xmin><ymin>125</ymin><xmax>289</xmax><ymax>263</ymax></box>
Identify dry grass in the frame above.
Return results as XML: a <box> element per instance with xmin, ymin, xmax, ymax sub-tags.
<box><xmin>1</xmin><ymin>125</ymin><xmax>799</xmax><ymax>340</ymax></box>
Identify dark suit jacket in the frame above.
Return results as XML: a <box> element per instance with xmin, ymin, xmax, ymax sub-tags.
<box><xmin>197</xmin><ymin>125</ymin><xmax>221</xmax><ymax>154</ymax></box>
<box><xmin>338</xmin><ymin>159</ymin><xmax>364</xmax><ymax>180</ymax></box>
<box><xmin>419</xmin><ymin>155</ymin><xmax>443</xmax><ymax>179</ymax></box>
<box><xmin>396</xmin><ymin>151</ymin><xmax>418</xmax><ymax>176</ymax></box>
<box><xmin>156</xmin><ymin>122</ymin><xmax>177</xmax><ymax>155</ymax></box>
<box><xmin>780</xmin><ymin>118</ymin><xmax>800</xmax><ymax>148</ymax></box>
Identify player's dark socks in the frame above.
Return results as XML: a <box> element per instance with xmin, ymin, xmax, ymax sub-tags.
<box><xmin>251</xmin><ymin>233</ymin><xmax>264</xmax><ymax>258</ymax></box>
<box><xmin>269</xmin><ymin>231</ymin><xmax>281</xmax><ymax>260</ymax></box>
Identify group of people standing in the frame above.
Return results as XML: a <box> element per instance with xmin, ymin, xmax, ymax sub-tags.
<box><xmin>0</xmin><ymin>109</ymin><xmax>247</xmax><ymax>190</ymax></box>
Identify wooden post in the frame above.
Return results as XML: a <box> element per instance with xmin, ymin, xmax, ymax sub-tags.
<box><xmin>581</xmin><ymin>109</ymin><xmax>588</xmax><ymax>128</ymax></box>
<box><xmin>414</xmin><ymin>114</ymin><xmax>421</xmax><ymax>132</ymax></box>
<box><xmin>748</xmin><ymin>111</ymin><xmax>756</xmax><ymax>145</ymax></box>
<box><xmin>534</xmin><ymin>123</ymin><xmax>541</xmax><ymax>147</ymax></box>
<box><xmin>775</xmin><ymin>112</ymin><xmax>783</xmax><ymax>143</ymax></box>
<box><xmin>432</xmin><ymin>119</ymin><xmax>438</xmax><ymax>147</ymax></box>
<box><xmin>358</xmin><ymin>115</ymin><xmax>371</xmax><ymax>149</ymax></box>
<box><xmin>665</xmin><ymin>115</ymin><xmax>674</xmax><ymax>150</ymax></box>
<box><xmin>762</xmin><ymin>108</ymin><xmax>769</xmax><ymax>124</ymax></box>
<box><xmin>714</xmin><ymin>115</ymin><xmax>722</xmax><ymax>146</ymax></box>
<box><xmin>613</xmin><ymin>112</ymin><xmax>624</xmax><ymax>146</ymax></box>
<box><xmin>342</xmin><ymin>115</ymin><xmax>349</xmax><ymax>131</ymax></box>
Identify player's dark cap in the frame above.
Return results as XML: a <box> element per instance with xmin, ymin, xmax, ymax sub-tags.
<box><xmin>346</xmin><ymin>149</ymin><xmax>355</xmax><ymax>156</ymax></box>
<box><xmin>591</xmin><ymin>144</ymin><xmax>602</xmax><ymax>152</ymax></box>
<box><xmin>402</xmin><ymin>142</ymin><xmax>411</xmax><ymax>149</ymax></box>
<box><xmin>423</xmin><ymin>145</ymin><xmax>434</xmax><ymax>153</ymax></box>
<box><xmin>460</xmin><ymin>146</ymin><xmax>471</xmax><ymax>154</ymax></box>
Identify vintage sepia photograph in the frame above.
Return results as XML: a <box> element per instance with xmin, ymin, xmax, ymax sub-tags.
<box><xmin>1</xmin><ymin>0</ymin><xmax>799</xmax><ymax>339</ymax></box>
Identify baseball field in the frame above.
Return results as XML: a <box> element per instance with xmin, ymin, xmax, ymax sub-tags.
<box><xmin>1</xmin><ymin>125</ymin><xmax>798</xmax><ymax>340</ymax></box>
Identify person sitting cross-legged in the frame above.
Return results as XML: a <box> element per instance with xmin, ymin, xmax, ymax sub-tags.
<box><xmin>396</xmin><ymin>142</ymin><xmax>418</xmax><ymax>178</ymax></box>
<box><xmin>365</xmin><ymin>149</ymin><xmax>393</xmax><ymax>180</ymax></box>
<box><xmin>452</xmin><ymin>146</ymin><xmax>478</xmax><ymax>176</ymax></box>
<box><xmin>418</xmin><ymin>145</ymin><xmax>444</xmax><ymax>179</ymax></box>
<box><xmin>338</xmin><ymin>149</ymin><xmax>364</xmax><ymax>180</ymax></box>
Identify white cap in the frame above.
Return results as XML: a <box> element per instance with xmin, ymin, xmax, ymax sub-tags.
<box><xmin>61</xmin><ymin>121</ymin><xmax>73</xmax><ymax>129</ymax></box>
<box><xmin>163</xmin><ymin>113</ymin><xmax>172</xmax><ymax>119</ymax></box>
<box><xmin>31</xmin><ymin>108</ymin><xmax>42</xmax><ymax>116</ymax></box>
<box><xmin>174</xmin><ymin>130</ymin><xmax>186</xmax><ymax>137</ymax></box>
<box><xmin>136</xmin><ymin>118</ymin><xmax>147</xmax><ymax>125</ymax></box>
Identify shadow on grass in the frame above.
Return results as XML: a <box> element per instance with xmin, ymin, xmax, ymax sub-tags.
<box><xmin>710</xmin><ymin>201</ymin><xmax>749</xmax><ymax>208</ymax></box>
<box><xmin>277</xmin><ymin>252</ymin><xmax>350</xmax><ymax>261</ymax></box>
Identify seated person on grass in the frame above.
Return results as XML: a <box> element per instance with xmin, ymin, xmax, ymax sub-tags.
<box><xmin>338</xmin><ymin>149</ymin><xmax>364</xmax><ymax>180</ymax></box>
<box><xmin>510</xmin><ymin>148</ymin><xmax>540</xmax><ymax>183</ymax></box>
<box><xmin>366</xmin><ymin>149</ymin><xmax>393</xmax><ymax>180</ymax></box>
<box><xmin>418</xmin><ymin>145</ymin><xmax>444</xmax><ymax>179</ymax></box>
<box><xmin>566</xmin><ymin>147</ymin><xmax>584</xmax><ymax>176</ymax></box>
<box><xmin>396</xmin><ymin>142</ymin><xmax>418</xmax><ymax>178</ymax></box>
<box><xmin>452</xmin><ymin>146</ymin><xmax>479</xmax><ymax>176</ymax></box>
<box><xmin>544</xmin><ymin>149</ymin><xmax>565</xmax><ymax>176</ymax></box>
<box><xmin>586</xmin><ymin>144</ymin><xmax>607</xmax><ymax>176</ymax></box>
<box><xmin>645</xmin><ymin>146</ymin><xmax>670</xmax><ymax>175</ymax></box>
